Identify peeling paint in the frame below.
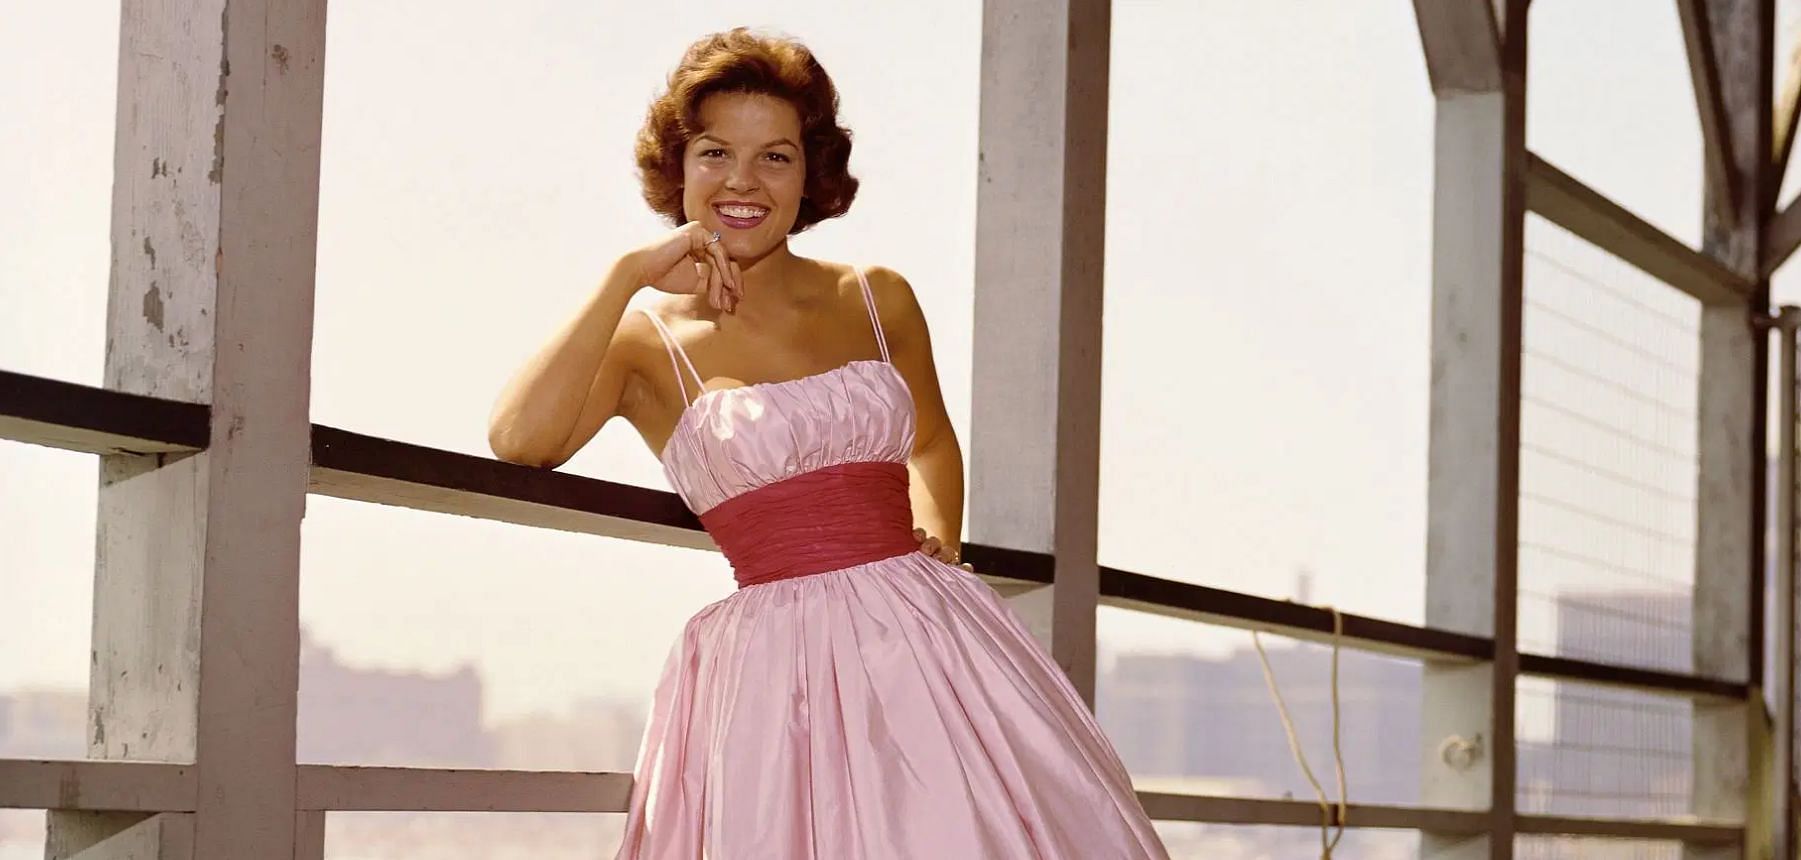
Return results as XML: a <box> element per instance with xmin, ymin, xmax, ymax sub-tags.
<box><xmin>209</xmin><ymin>116</ymin><xmax>225</xmax><ymax>184</ymax></box>
<box><xmin>272</xmin><ymin>44</ymin><xmax>290</xmax><ymax>73</ymax></box>
<box><xmin>142</xmin><ymin>237</ymin><xmax>157</xmax><ymax>269</ymax></box>
<box><xmin>151</xmin><ymin>157</ymin><xmax>169</xmax><ymax>178</ymax></box>
<box><xmin>143</xmin><ymin>282</ymin><xmax>165</xmax><ymax>331</ymax></box>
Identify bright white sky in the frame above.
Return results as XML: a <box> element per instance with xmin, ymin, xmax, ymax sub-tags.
<box><xmin>7</xmin><ymin>1</ymin><xmax>1801</xmax><ymax>724</ymax></box>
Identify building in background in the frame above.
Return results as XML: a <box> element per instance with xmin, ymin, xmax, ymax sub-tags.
<box><xmin>1098</xmin><ymin>642</ymin><xmax>1423</xmax><ymax>806</ymax></box>
<box><xmin>0</xmin><ymin>688</ymin><xmax>83</xmax><ymax>760</ymax></box>
<box><xmin>298</xmin><ymin>630</ymin><xmax>494</xmax><ymax>768</ymax></box>
<box><xmin>1524</xmin><ymin>590</ymin><xmax>1691</xmax><ymax>860</ymax></box>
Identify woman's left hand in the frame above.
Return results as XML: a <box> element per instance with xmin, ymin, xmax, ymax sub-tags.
<box><xmin>914</xmin><ymin>527</ymin><xmax>974</xmax><ymax>572</ymax></box>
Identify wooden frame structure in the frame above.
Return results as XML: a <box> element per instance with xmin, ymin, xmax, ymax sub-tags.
<box><xmin>3</xmin><ymin>0</ymin><xmax>1800</xmax><ymax>857</ymax></box>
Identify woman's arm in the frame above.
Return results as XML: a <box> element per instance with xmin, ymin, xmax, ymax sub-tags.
<box><xmin>866</xmin><ymin>267</ymin><xmax>966</xmax><ymax>560</ymax></box>
<box><xmin>488</xmin><ymin>260</ymin><xmax>643</xmax><ymax>468</ymax></box>
<box><xmin>489</xmin><ymin>224</ymin><xmax>741</xmax><ymax>468</ymax></box>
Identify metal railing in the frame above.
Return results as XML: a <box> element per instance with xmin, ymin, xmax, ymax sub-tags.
<box><xmin>0</xmin><ymin>364</ymin><xmax>1772</xmax><ymax>849</ymax></box>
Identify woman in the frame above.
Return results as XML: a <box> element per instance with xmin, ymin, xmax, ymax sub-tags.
<box><xmin>489</xmin><ymin>28</ymin><xmax>1168</xmax><ymax>860</ymax></box>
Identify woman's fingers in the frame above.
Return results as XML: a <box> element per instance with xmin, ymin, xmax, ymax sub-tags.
<box><xmin>912</xmin><ymin>528</ymin><xmax>969</xmax><ymax>569</ymax></box>
<box><xmin>694</xmin><ymin>260</ymin><xmax>717</xmax><ymax>308</ymax></box>
<box><xmin>708</xmin><ymin>260</ymin><xmax>728</xmax><ymax>310</ymax></box>
<box><xmin>697</xmin><ymin>232</ymin><xmax>737</xmax><ymax>299</ymax></box>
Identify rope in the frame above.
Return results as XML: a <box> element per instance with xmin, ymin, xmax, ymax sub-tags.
<box><xmin>1251</xmin><ymin>607</ymin><xmax>1347</xmax><ymax>859</ymax></box>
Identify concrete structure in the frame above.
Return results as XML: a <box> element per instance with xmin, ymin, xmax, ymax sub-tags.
<box><xmin>0</xmin><ymin>1</ymin><xmax>1797</xmax><ymax>857</ymax></box>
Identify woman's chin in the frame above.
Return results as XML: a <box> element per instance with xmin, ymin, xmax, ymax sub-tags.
<box><xmin>723</xmin><ymin>235</ymin><xmax>790</xmax><ymax>263</ymax></box>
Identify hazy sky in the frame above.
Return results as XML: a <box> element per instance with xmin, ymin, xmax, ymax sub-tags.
<box><xmin>7</xmin><ymin>1</ymin><xmax>1801</xmax><ymax>725</ymax></box>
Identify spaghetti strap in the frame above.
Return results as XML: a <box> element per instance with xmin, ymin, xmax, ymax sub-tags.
<box><xmin>853</xmin><ymin>267</ymin><xmax>892</xmax><ymax>363</ymax></box>
<box><xmin>637</xmin><ymin>308</ymin><xmax>705</xmax><ymax>404</ymax></box>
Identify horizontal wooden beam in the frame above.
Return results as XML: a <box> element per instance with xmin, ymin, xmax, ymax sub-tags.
<box><xmin>0</xmin><ymin>370</ymin><xmax>206</xmax><ymax>455</ymax></box>
<box><xmin>1100</xmin><ymin>565</ymin><xmax>1493</xmax><ymax>662</ymax></box>
<box><xmin>0</xmin><ymin>373</ymin><xmax>1759</xmax><ymax>703</ymax></box>
<box><xmin>1525</xmin><ymin>152</ymin><xmax>1757</xmax><ymax>304</ymax></box>
<box><xmin>1515</xmin><ymin>813</ymin><xmax>1742</xmax><ymax>844</ymax></box>
<box><xmin>0</xmin><ymin>759</ymin><xmax>195</xmax><ymax>812</ymax></box>
<box><xmin>1135</xmin><ymin>794</ymin><xmax>1740</xmax><ymax>843</ymax></box>
<box><xmin>1138</xmin><ymin>792</ymin><xmax>1487</xmax><ymax>831</ymax></box>
<box><xmin>309</xmin><ymin>426</ymin><xmax>712</xmax><ymax>551</ymax></box>
<box><xmin>2</xmin><ymin>758</ymin><xmax>1747</xmax><ymax>842</ymax></box>
<box><xmin>294</xmin><ymin>765</ymin><xmax>632</xmax><ymax>813</ymax></box>
<box><xmin>1518</xmin><ymin>652</ymin><xmax>1745</xmax><ymax>702</ymax></box>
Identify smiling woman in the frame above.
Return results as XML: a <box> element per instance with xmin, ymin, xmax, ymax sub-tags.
<box><xmin>486</xmin><ymin>27</ymin><xmax>1169</xmax><ymax>859</ymax></box>
<box><xmin>634</xmin><ymin>29</ymin><xmax>857</xmax><ymax>243</ymax></box>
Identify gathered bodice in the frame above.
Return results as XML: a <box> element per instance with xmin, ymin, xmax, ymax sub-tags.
<box><xmin>658</xmin><ymin>359</ymin><xmax>916</xmax><ymax>515</ymax></box>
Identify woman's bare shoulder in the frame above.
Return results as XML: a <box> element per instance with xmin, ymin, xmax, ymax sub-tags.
<box><xmin>849</xmin><ymin>263</ymin><xmax>928</xmax><ymax>337</ymax></box>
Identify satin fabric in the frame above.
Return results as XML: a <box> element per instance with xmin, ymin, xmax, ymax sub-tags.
<box><xmin>700</xmin><ymin>461</ymin><xmax>917</xmax><ymax>588</ymax></box>
<box><xmin>616</xmin><ymin>360</ymin><xmax>1169</xmax><ymax>859</ymax></box>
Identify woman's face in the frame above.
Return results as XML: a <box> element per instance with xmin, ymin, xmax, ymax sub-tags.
<box><xmin>681</xmin><ymin>92</ymin><xmax>807</xmax><ymax>261</ymax></box>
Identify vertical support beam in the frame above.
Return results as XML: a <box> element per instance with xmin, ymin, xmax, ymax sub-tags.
<box><xmin>1691</xmin><ymin>4</ymin><xmax>1771</xmax><ymax>860</ymax></box>
<box><xmin>1413</xmin><ymin>1</ymin><xmax>1527</xmax><ymax>858</ymax></box>
<box><xmin>46</xmin><ymin>0</ymin><xmax>328</xmax><ymax>858</ymax></box>
<box><xmin>296</xmin><ymin>811</ymin><xmax>327</xmax><ymax>859</ymax></box>
<box><xmin>1774</xmin><ymin>308</ymin><xmax>1797</xmax><ymax>860</ymax></box>
<box><xmin>969</xmin><ymin>0</ymin><xmax>1110</xmax><ymax>703</ymax></box>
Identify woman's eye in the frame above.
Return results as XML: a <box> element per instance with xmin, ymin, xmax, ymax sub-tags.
<box><xmin>764</xmin><ymin>152</ymin><xmax>791</xmax><ymax>163</ymax></box>
<box><xmin>700</xmin><ymin>148</ymin><xmax>726</xmax><ymax>159</ymax></box>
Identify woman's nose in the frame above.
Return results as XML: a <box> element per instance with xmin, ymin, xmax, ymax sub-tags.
<box><xmin>725</xmin><ymin>158</ymin><xmax>758</xmax><ymax>192</ymax></box>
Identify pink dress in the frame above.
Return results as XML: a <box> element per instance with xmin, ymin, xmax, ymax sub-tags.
<box><xmin>613</xmin><ymin>269</ymin><xmax>1169</xmax><ymax>859</ymax></box>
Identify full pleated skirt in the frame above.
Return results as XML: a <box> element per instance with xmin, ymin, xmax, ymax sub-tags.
<box><xmin>612</xmin><ymin>551</ymin><xmax>1170</xmax><ymax>860</ymax></box>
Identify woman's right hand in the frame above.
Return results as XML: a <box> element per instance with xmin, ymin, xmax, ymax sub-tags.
<box><xmin>629</xmin><ymin>222</ymin><xmax>744</xmax><ymax>313</ymax></box>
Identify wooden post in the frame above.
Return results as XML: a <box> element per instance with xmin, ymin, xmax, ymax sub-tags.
<box><xmin>1773</xmin><ymin>307</ymin><xmax>1797</xmax><ymax>860</ymax></box>
<box><xmin>1412</xmin><ymin>1</ymin><xmax>1526</xmax><ymax>857</ymax></box>
<box><xmin>45</xmin><ymin>0</ymin><xmax>328</xmax><ymax>858</ymax></box>
<box><xmin>969</xmin><ymin>0</ymin><xmax>1111</xmax><ymax>703</ymax></box>
<box><xmin>1690</xmin><ymin>3</ymin><xmax>1770</xmax><ymax>860</ymax></box>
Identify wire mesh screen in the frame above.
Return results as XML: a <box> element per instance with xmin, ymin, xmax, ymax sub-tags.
<box><xmin>1514</xmin><ymin>217</ymin><xmax>1702</xmax><ymax>834</ymax></box>
<box><xmin>1515</xmin><ymin>676</ymin><xmax>1691</xmax><ymax>820</ymax></box>
<box><xmin>1515</xmin><ymin>835</ymin><xmax>1679</xmax><ymax>860</ymax></box>
<box><xmin>1518</xmin><ymin>216</ymin><xmax>1700</xmax><ymax>676</ymax></box>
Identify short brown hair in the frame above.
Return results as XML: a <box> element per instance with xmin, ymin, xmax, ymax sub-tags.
<box><xmin>635</xmin><ymin>29</ymin><xmax>858</xmax><ymax>234</ymax></box>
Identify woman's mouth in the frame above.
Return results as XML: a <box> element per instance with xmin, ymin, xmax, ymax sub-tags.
<box><xmin>713</xmin><ymin>203</ymin><xmax>770</xmax><ymax>230</ymax></box>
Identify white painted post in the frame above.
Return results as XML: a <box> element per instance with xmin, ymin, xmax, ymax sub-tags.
<box><xmin>1773</xmin><ymin>306</ymin><xmax>1798</xmax><ymax>860</ymax></box>
<box><xmin>45</xmin><ymin>1</ymin><xmax>328</xmax><ymax>858</ymax></box>
<box><xmin>1412</xmin><ymin>1</ymin><xmax>1527</xmax><ymax>857</ymax></box>
<box><xmin>969</xmin><ymin>0</ymin><xmax>1111</xmax><ymax>703</ymax></box>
